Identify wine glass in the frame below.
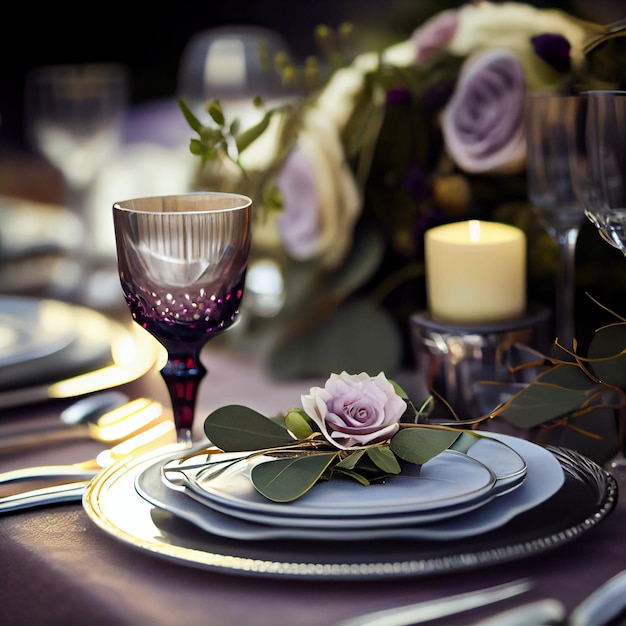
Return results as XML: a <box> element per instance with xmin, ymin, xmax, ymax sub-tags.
<box><xmin>568</xmin><ymin>90</ymin><xmax>626</xmax><ymax>474</ymax></box>
<box><xmin>113</xmin><ymin>192</ymin><xmax>252</xmax><ymax>445</ymax></box>
<box><xmin>24</xmin><ymin>63</ymin><xmax>129</xmax><ymax>303</ymax></box>
<box><xmin>571</xmin><ymin>91</ymin><xmax>626</xmax><ymax>251</ymax></box>
<box><xmin>526</xmin><ymin>92</ymin><xmax>585</xmax><ymax>347</ymax></box>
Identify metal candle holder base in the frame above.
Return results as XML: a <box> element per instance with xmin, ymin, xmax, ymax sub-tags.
<box><xmin>410</xmin><ymin>306</ymin><xmax>550</xmax><ymax>421</ymax></box>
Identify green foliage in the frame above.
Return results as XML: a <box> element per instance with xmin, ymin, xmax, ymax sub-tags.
<box><xmin>203</xmin><ymin>405</ymin><xmax>293</xmax><ymax>452</ymax></box>
<box><xmin>390</xmin><ymin>427</ymin><xmax>459</xmax><ymax>465</ymax></box>
<box><xmin>251</xmin><ymin>453</ymin><xmax>338</xmax><ymax>502</ymax></box>
<box><xmin>202</xmin><ymin>380</ymin><xmax>468</xmax><ymax>502</ymax></box>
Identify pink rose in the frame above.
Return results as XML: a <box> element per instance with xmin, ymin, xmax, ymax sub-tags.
<box><xmin>412</xmin><ymin>9</ymin><xmax>459</xmax><ymax>63</ymax></box>
<box><xmin>275</xmin><ymin>107</ymin><xmax>360</xmax><ymax>270</ymax></box>
<box><xmin>301</xmin><ymin>372</ymin><xmax>407</xmax><ymax>450</ymax></box>
<box><xmin>442</xmin><ymin>49</ymin><xmax>527</xmax><ymax>174</ymax></box>
<box><xmin>275</xmin><ymin>145</ymin><xmax>320</xmax><ymax>260</ymax></box>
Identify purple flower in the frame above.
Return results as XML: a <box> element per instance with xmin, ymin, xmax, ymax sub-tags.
<box><xmin>276</xmin><ymin>145</ymin><xmax>320</xmax><ymax>260</ymax></box>
<box><xmin>301</xmin><ymin>372</ymin><xmax>407</xmax><ymax>450</ymax></box>
<box><xmin>442</xmin><ymin>49</ymin><xmax>526</xmax><ymax>174</ymax></box>
<box><xmin>531</xmin><ymin>33</ymin><xmax>572</xmax><ymax>73</ymax></box>
<box><xmin>402</xmin><ymin>162</ymin><xmax>429</xmax><ymax>200</ymax></box>
<box><xmin>386</xmin><ymin>87</ymin><xmax>411</xmax><ymax>106</ymax></box>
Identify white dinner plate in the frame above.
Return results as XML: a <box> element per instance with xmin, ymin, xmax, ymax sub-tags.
<box><xmin>159</xmin><ymin>433</ymin><xmax>526</xmax><ymax>528</ymax></box>
<box><xmin>160</xmin><ymin>435</ymin><xmax>525</xmax><ymax>521</ymax></box>
<box><xmin>139</xmin><ymin>432</ymin><xmax>541</xmax><ymax>538</ymax></box>
<box><xmin>136</xmin><ymin>432</ymin><xmax>558</xmax><ymax>540</ymax></box>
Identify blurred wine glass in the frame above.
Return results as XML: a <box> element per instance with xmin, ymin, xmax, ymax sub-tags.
<box><xmin>526</xmin><ymin>92</ymin><xmax>585</xmax><ymax>348</ymax></box>
<box><xmin>24</xmin><ymin>63</ymin><xmax>129</xmax><ymax>304</ymax></box>
<box><xmin>177</xmin><ymin>25</ymin><xmax>296</xmax><ymax>127</ymax></box>
<box><xmin>571</xmin><ymin>91</ymin><xmax>626</xmax><ymax>252</ymax></box>
<box><xmin>569</xmin><ymin>89</ymin><xmax>626</xmax><ymax>474</ymax></box>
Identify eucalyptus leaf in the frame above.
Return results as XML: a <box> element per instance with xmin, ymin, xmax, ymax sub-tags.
<box><xmin>250</xmin><ymin>453</ymin><xmax>338</xmax><ymax>502</ymax></box>
<box><xmin>498</xmin><ymin>364</ymin><xmax>601</xmax><ymax>428</ymax></box>
<box><xmin>332</xmin><ymin>467</ymin><xmax>371</xmax><ymax>485</ymax></box>
<box><xmin>335</xmin><ymin>449</ymin><xmax>366</xmax><ymax>470</ymax></box>
<box><xmin>366</xmin><ymin>445</ymin><xmax>401</xmax><ymax>474</ymax></box>
<box><xmin>235</xmin><ymin>112</ymin><xmax>273</xmax><ymax>153</ymax></box>
<box><xmin>203</xmin><ymin>405</ymin><xmax>294</xmax><ymax>452</ymax></box>
<box><xmin>176</xmin><ymin>97</ymin><xmax>204</xmax><ymax>134</ymax></box>
<box><xmin>389</xmin><ymin>379</ymin><xmax>410</xmax><ymax>400</ymax></box>
<box><xmin>207</xmin><ymin>100</ymin><xmax>225</xmax><ymax>126</ymax></box>
<box><xmin>390</xmin><ymin>428</ymin><xmax>458</xmax><ymax>465</ymax></box>
<box><xmin>588</xmin><ymin>323</ymin><xmax>626</xmax><ymax>388</ymax></box>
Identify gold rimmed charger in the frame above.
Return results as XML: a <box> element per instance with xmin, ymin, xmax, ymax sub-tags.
<box><xmin>82</xmin><ymin>437</ymin><xmax>616</xmax><ymax>579</ymax></box>
<box><xmin>0</xmin><ymin>297</ymin><xmax>162</xmax><ymax>408</ymax></box>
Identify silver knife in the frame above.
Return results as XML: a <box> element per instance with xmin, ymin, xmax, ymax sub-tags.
<box><xmin>333</xmin><ymin>579</ymin><xmax>533</xmax><ymax>626</ymax></box>
<box><xmin>0</xmin><ymin>481</ymin><xmax>88</xmax><ymax>513</ymax></box>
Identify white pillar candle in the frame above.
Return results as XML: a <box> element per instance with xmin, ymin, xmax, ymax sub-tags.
<box><xmin>425</xmin><ymin>220</ymin><xmax>526</xmax><ymax>324</ymax></box>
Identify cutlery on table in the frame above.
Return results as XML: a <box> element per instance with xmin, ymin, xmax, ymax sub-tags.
<box><xmin>472</xmin><ymin>599</ymin><xmax>566</xmax><ymax>625</ymax></box>
<box><xmin>332</xmin><ymin>579</ymin><xmax>533</xmax><ymax>626</ymax></box>
<box><xmin>569</xmin><ymin>569</ymin><xmax>626</xmax><ymax>626</ymax></box>
<box><xmin>0</xmin><ymin>399</ymin><xmax>169</xmax><ymax>484</ymax></box>
<box><xmin>0</xmin><ymin>396</ymin><xmax>163</xmax><ymax>455</ymax></box>
<box><xmin>0</xmin><ymin>421</ymin><xmax>179</xmax><ymax>513</ymax></box>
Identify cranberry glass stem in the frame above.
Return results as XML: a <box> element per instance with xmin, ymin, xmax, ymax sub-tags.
<box><xmin>159</xmin><ymin>343</ymin><xmax>207</xmax><ymax>446</ymax></box>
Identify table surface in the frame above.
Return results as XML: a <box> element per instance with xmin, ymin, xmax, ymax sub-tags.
<box><xmin>0</xmin><ymin>343</ymin><xmax>625</xmax><ymax>626</ymax></box>
<box><xmin>1</xmin><ymin>150</ymin><xmax>625</xmax><ymax>626</ymax></box>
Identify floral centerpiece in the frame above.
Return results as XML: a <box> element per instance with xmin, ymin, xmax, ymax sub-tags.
<box><xmin>180</xmin><ymin>1</ymin><xmax>626</xmax><ymax>380</ymax></box>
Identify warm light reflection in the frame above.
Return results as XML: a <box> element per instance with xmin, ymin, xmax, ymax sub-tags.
<box><xmin>96</xmin><ymin>420</ymin><xmax>176</xmax><ymax>467</ymax></box>
<box><xmin>469</xmin><ymin>219</ymin><xmax>481</xmax><ymax>243</ymax></box>
<box><xmin>92</xmin><ymin>398</ymin><xmax>164</xmax><ymax>443</ymax></box>
<box><xmin>48</xmin><ymin>316</ymin><xmax>163</xmax><ymax>399</ymax></box>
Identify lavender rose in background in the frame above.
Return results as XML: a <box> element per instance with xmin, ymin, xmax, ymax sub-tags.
<box><xmin>185</xmin><ymin>1</ymin><xmax>626</xmax><ymax>379</ymax></box>
<box><xmin>442</xmin><ymin>49</ymin><xmax>527</xmax><ymax>174</ymax></box>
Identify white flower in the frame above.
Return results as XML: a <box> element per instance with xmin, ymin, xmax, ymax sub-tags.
<box><xmin>301</xmin><ymin>371</ymin><xmax>407</xmax><ymax>450</ymax></box>
<box><xmin>446</xmin><ymin>1</ymin><xmax>589</xmax><ymax>87</ymax></box>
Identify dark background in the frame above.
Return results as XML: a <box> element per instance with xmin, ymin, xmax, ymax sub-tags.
<box><xmin>1</xmin><ymin>0</ymin><xmax>623</xmax><ymax>151</ymax></box>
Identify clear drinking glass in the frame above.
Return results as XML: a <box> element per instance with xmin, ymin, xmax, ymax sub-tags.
<box><xmin>113</xmin><ymin>192</ymin><xmax>252</xmax><ymax>445</ymax></box>
<box><xmin>526</xmin><ymin>93</ymin><xmax>585</xmax><ymax>347</ymax></box>
<box><xmin>24</xmin><ymin>63</ymin><xmax>129</xmax><ymax>301</ymax></box>
<box><xmin>569</xmin><ymin>90</ymin><xmax>626</xmax><ymax>474</ymax></box>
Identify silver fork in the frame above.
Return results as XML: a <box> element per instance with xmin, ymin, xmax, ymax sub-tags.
<box><xmin>0</xmin><ymin>481</ymin><xmax>90</xmax><ymax>513</ymax></box>
<box><xmin>332</xmin><ymin>579</ymin><xmax>533</xmax><ymax>626</ymax></box>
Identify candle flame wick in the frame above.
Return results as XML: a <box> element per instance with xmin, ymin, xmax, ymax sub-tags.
<box><xmin>469</xmin><ymin>220</ymin><xmax>481</xmax><ymax>242</ymax></box>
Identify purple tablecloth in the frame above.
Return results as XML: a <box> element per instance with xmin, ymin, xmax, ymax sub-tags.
<box><xmin>0</xmin><ymin>349</ymin><xmax>624</xmax><ymax>626</ymax></box>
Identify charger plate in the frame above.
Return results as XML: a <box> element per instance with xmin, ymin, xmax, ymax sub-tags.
<box><xmin>83</xmin><ymin>435</ymin><xmax>617</xmax><ymax>580</ymax></box>
<box><xmin>0</xmin><ymin>296</ymin><xmax>162</xmax><ymax>407</ymax></box>
<box><xmin>0</xmin><ymin>296</ymin><xmax>77</xmax><ymax>369</ymax></box>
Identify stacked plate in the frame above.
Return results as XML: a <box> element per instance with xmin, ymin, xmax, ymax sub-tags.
<box><xmin>82</xmin><ymin>430</ymin><xmax>617</xmax><ymax>578</ymax></box>
<box><xmin>133</xmin><ymin>431</ymin><xmax>566</xmax><ymax>542</ymax></box>
<box><xmin>0</xmin><ymin>295</ymin><xmax>160</xmax><ymax>407</ymax></box>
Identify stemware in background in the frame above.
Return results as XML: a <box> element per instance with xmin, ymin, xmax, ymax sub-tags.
<box><xmin>526</xmin><ymin>93</ymin><xmax>585</xmax><ymax>348</ymax></box>
<box><xmin>569</xmin><ymin>90</ymin><xmax>626</xmax><ymax>474</ymax></box>
<box><xmin>24</xmin><ymin>63</ymin><xmax>129</xmax><ymax>304</ymax></box>
<box><xmin>177</xmin><ymin>25</ymin><xmax>296</xmax><ymax>127</ymax></box>
<box><xmin>113</xmin><ymin>192</ymin><xmax>252</xmax><ymax>445</ymax></box>
<box><xmin>572</xmin><ymin>91</ymin><xmax>626</xmax><ymax>252</ymax></box>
